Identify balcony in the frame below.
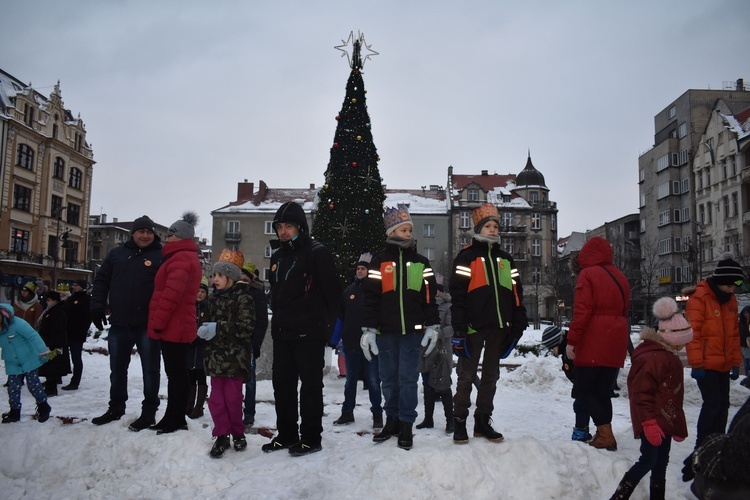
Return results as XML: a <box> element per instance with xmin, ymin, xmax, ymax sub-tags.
<box><xmin>502</xmin><ymin>225</ymin><xmax>527</xmax><ymax>234</ymax></box>
<box><xmin>225</xmin><ymin>232</ymin><xmax>241</xmax><ymax>242</ymax></box>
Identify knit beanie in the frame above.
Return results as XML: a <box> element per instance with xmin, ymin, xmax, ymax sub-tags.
<box><xmin>273</xmin><ymin>202</ymin><xmax>308</xmax><ymax>234</ymax></box>
<box><xmin>541</xmin><ymin>325</ymin><xmax>563</xmax><ymax>349</ymax></box>
<box><xmin>712</xmin><ymin>254</ymin><xmax>744</xmax><ymax>286</ymax></box>
<box><xmin>472</xmin><ymin>203</ymin><xmax>501</xmax><ymax>234</ymax></box>
<box><xmin>383</xmin><ymin>204</ymin><xmax>412</xmax><ymax>236</ymax></box>
<box><xmin>131</xmin><ymin>215</ymin><xmax>156</xmax><ymax>233</ymax></box>
<box><xmin>46</xmin><ymin>291</ymin><xmax>62</xmax><ymax>302</ymax></box>
<box><xmin>22</xmin><ymin>282</ymin><xmax>36</xmax><ymax>293</ymax></box>
<box><xmin>168</xmin><ymin>211</ymin><xmax>199</xmax><ymax>240</ymax></box>
<box><xmin>652</xmin><ymin>297</ymin><xmax>693</xmax><ymax>346</ymax></box>
<box><xmin>73</xmin><ymin>279</ymin><xmax>88</xmax><ymax>289</ymax></box>
<box><xmin>213</xmin><ymin>248</ymin><xmax>244</xmax><ymax>282</ymax></box>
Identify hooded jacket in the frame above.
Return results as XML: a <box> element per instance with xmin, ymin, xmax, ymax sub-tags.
<box><xmin>91</xmin><ymin>234</ymin><xmax>164</xmax><ymax>329</ymax></box>
<box><xmin>269</xmin><ymin>202</ymin><xmax>341</xmax><ymax>342</ymax></box>
<box><xmin>65</xmin><ymin>289</ymin><xmax>92</xmax><ymax>343</ymax></box>
<box><xmin>627</xmin><ymin>327</ymin><xmax>688</xmax><ymax>440</ymax></box>
<box><xmin>0</xmin><ymin>303</ymin><xmax>48</xmax><ymax>376</ymax></box>
<box><xmin>685</xmin><ymin>278</ymin><xmax>742</xmax><ymax>372</ymax></box>
<box><xmin>566</xmin><ymin>236</ymin><xmax>630</xmax><ymax>368</ymax></box>
<box><xmin>147</xmin><ymin>237</ymin><xmax>203</xmax><ymax>343</ymax></box>
<box><xmin>203</xmin><ymin>283</ymin><xmax>254</xmax><ymax>379</ymax></box>
<box><xmin>37</xmin><ymin>300</ymin><xmax>70</xmax><ymax>378</ymax></box>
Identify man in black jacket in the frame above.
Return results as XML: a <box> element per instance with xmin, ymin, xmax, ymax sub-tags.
<box><xmin>262</xmin><ymin>202</ymin><xmax>341</xmax><ymax>456</ymax></box>
<box><xmin>90</xmin><ymin>216</ymin><xmax>164</xmax><ymax>431</ymax></box>
<box><xmin>62</xmin><ymin>279</ymin><xmax>92</xmax><ymax>390</ymax></box>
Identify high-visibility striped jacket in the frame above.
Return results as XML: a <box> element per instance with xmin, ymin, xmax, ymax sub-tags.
<box><xmin>362</xmin><ymin>242</ymin><xmax>439</xmax><ymax>335</ymax></box>
<box><xmin>450</xmin><ymin>239</ymin><xmax>527</xmax><ymax>337</ymax></box>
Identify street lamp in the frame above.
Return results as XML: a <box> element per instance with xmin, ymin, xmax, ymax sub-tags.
<box><xmin>51</xmin><ymin>205</ymin><xmax>67</xmax><ymax>289</ymax></box>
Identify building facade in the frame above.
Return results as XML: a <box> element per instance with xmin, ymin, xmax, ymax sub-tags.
<box><xmin>0</xmin><ymin>69</ymin><xmax>94</xmax><ymax>296</ymax></box>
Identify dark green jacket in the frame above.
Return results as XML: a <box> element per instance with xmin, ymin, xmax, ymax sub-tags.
<box><xmin>203</xmin><ymin>284</ymin><xmax>254</xmax><ymax>379</ymax></box>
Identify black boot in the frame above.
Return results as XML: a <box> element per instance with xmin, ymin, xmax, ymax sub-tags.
<box><xmin>373</xmin><ymin>415</ymin><xmax>400</xmax><ymax>443</ymax></box>
<box><xmin>440</xmin><ymin>390</ymin><xmax>454</xmax><ymax>433</ymax></box>
<box><xmin>681</xmin><ymin>452</ymin><xmax>696</xmax><ymax>482</ymax></box>
<box><xmin>44</xmin><ymin>380</ymin><xmax>58</xmax><ymax>396</ymax></box>
<box><xmin>1</xmin><ymin>408</ymin><xmax>21</xmax><ymax>423</ymax></box>
<box><xmin>186</xmin><ymin>384</ymin><xmax>197</xmax><ymax>416</ymax></box>
<box><xmin>474</xmin><ymin>413</ymin><xmax>504</xmax><ymax>442</ymax></box>
<box><xmin>36</xmin><ymin>401</ymin><xmax>51</xmax><ymax>423</ymax></box>
<box><xmin>397</xmin><ymin>421</ymin><xmax>414</xmax><ymax>450</ymax></box>
<box><xmin>333</xmin><ymin>412</ymin><xmax>355</xmax><ymax>425</ymax></box>
<box><xmin>189</xmin><ymin>385</ymin><xmax>208</xmax><ymax>419</ymax></box>
<box><xmin>453</xmin><ymin>416</ymin><xmax>469</xmax><ymax>444</ymax></box>
<box><xmin>649</xmin><ymin>477</ymin><xmax>665</xmax><ymax>500</ymax></box>
<box><xmin>610</xmin><ymin>476</ymin><xmax>636</xmax><ymax>500</ymax></box>
<box><xmin>210</xmin><ymin>435</ymin><xmax>231</xmax><ymax>458</ymax></box>
<box><xmin>416</xmin><ymin>386</ymin><xmax>435</xmax><ymax>429</ymax></box>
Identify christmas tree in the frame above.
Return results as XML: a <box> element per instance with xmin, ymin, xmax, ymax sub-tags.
<box><xmin>312</xmin><ymin>32</ymin><xmax>386</xmax><ymax>283</ymax></box>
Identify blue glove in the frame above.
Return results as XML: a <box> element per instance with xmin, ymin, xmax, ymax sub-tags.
<box><xmin>421</xmin><ymin>327</ymin><xmax>439</xmax><ymax>356</ymax></box>
<box><xmin>451</xmin><ymin>337</ymin><xmax>471</xmax><ymax>359</ymax></box>
<box><xmin>500</xmin><ymin>339</ymin><xmax>518</xmax><ymax>360</ymax></box>
<box><xmin>197</xmin><ymin>322</ymin><xmax>217</xmax><ymax>340</ymax></box>
<box><xmin>691</xmin><ymin>368</ymin><xmax>706</xmax><ymax>381</ymax></box>
<box><xmin>360</xmin><ymin>328</ymin><xmax>379</xmax><ymax>362</ymax></box>
<box><xmin>730</xmin><ymin>366</ymin><xmax>740</xmax><ymax>380</ymax></box>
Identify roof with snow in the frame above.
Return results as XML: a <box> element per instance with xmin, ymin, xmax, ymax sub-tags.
<box><xmin>213</xmin><ymin>187</ymin><xmax>318</xmax><ymax>214</ymax></box>
<box><xmin>384</xmin><ymin>188</ymin><xmax>448</xmax><ymax>214</ymax></box>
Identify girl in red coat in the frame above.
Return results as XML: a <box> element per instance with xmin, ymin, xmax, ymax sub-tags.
<box><xmin>147</xmin><ymin>212</ymin><xmax>203</xmax><ymax>434</ymax></box>
<box><xmin>611</xmin><ymin>297</ymin><xmax>691</xmax><ymax>499</ymax></box>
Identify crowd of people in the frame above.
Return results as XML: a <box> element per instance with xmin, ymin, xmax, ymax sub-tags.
<box><xmin>1</xmin><ymin>202</ymin><xmax>748</xmax><ymax>497</ymax></box>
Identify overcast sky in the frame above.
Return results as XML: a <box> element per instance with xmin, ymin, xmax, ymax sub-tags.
<box><xmin>2</xmin><ymin>0</ymin><xmax>747</xmax><ymax>242</ymax></box>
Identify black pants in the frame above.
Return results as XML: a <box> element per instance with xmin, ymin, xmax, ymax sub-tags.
<box><xmin>161</xmin><ymin>341</ymin><xmax>189</xmax><ymax>426</ymax></box>
<box><xmin>695</xmin><ymin>369</ymin><xmax>730</xmax><ymax>448</ymax></box>
<box><xmin>68</xmin><ymin>339</ymin><xmax>84</xmax><ymax>386</ymax></box>
<box><xmin>272</xmin><ymin>337</ymin><xmax>325</xmax><ymax>444</ymax></box>
<box><xmin>573</xmin><ymin>366</ymin><xmax>618</xmax><ymax>426</ymax></box>
<box><xmin>454</xmin><ymin>328</ymin><xmax>504</xmax><ymax>419</ymax></box>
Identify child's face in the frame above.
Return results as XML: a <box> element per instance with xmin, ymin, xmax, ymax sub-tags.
<box><xmin>213</xmin><ymin>272</ymin><xmax>231</xmax><ymax>290</ymax></box>
<box><xmin>390</xmin><ymin>224</ymin><xmax>413</xmax><ymax>239</ymax></box>
<box><xmin>480</xmin><ymin>220</ymin><xmax>500</xmax><ymax>236</ymax></box>
<box><xmin>197</xmin><ymin>288</ymin><xmax>207</xmax><ymax>301</ymax></box>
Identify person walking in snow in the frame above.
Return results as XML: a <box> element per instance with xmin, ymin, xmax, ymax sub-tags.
<box><xmin>565</xmin><ymin>236</ymin><xmax>630</xmax><ymax>452</ymax></box>
<box><xmin>0</xmin><ymin>303</ymin><xmax>52</xmax><ymax>424</ymax></box>
<box><xmin>449</xmin><ymin>202</ymin><xmax>528</xmax><ymax>445</ymax></box>
<box><xmin>610</xmin><ymin>297</ymin><xmax>691</xmax><ymax>499</ymax></box>
<box><xmin>13</xmin><ymin>281</ymin><xmax>43</xmax><ymax>327</ymax></box>
<box><xmin>62</xmin><ymin>279</ymin><xmax>91</xmax><ymax>391</ymax></box>
<box><xmin>361</xmin><ymin>204</ymin><xmax>439</xmax><ymax>450</ymax></box>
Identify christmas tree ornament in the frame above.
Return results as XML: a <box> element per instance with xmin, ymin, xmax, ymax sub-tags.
<box><xmin>352</xmin><ymin>162</ymin><xmax>358</xmax><ymax>167</ymax></box>
<box><xmin>356</xmin><ymin>136</ymin><xmax>362</xmax><ymax>141</ymax></box>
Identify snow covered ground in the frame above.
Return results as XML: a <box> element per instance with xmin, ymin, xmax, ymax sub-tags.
<box><xmin>1</xmin><ymin>325</ymin><xmax>747</xmax><ymax>500</ymax></box>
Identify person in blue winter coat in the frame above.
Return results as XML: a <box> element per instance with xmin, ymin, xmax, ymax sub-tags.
<box><xmin>0</xmin><ymin>303</ymin><xmax>52</xmax><ymax>423</ymax></box>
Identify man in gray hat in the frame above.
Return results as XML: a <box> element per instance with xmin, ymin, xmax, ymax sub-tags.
<box><xmin>90</xmin><ymin>215</ymin><xmax>164</xmax><ymax>430</ymax></box>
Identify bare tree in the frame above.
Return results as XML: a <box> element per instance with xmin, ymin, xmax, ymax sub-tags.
<box><xmin>638</xmin><ymin>238</ymin><xmax>666</xmax><ymax>324</ymax></box>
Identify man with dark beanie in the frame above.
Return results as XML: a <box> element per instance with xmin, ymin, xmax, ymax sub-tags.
<box><xmin>682</xmin><ymin>254</ymin><xmax>744</xmax><ymax>481</ymax></box>
<box><xmin>90</xmin><ymin>215</ymin><xmax>164</xmax><ymax>430</ymax></box>
<box><xmin>262</xmin><ymin>202</ymin><xmax>341</xmax><ymax>456</ymax></box>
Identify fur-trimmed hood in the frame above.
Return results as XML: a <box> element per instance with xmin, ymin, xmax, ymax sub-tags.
<box><xmin>639</xmin><ymin>326</ymin><xmax>677</xmax><ymax>351</ymax></box>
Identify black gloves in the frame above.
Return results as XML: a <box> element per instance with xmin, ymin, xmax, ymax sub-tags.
<box><xmin>92</xmin><ymin>310</ymin><xmax>108</xmax><ymax>332</ymax></box>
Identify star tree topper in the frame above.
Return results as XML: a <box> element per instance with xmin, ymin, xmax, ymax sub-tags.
<box><xmin>335</xmin><ymin>31</ymin><xmax>379</xmax><ymax>69</ymax></box>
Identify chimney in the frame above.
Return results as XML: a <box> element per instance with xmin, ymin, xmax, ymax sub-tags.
<box><xmin>481</xmin><ymin>170</ymin><xmax>488</xmax><ymax>176</ymax></box>
<box><xmin>101</xmin><ymin>213</ymin><xmax>107</xmax><ymax>223</ymax></box>
<box><xmin>737</xmin><ymin>78</ymin><xmax>745</xmax><ymax>91</ymax></box>
<box><xmin>237</xmin><ymin>181</ymin><xmax>255</xmax><ymax>202</ymax></box>
<box><xmin>113</xmin><ymin>217</ymin><xmax>118</xmax><ymax>223</ymax></box>
<box><xmin>309</xmin><ymin>183</ymin><xmax>315</xmax><ymax>189</ymax></box>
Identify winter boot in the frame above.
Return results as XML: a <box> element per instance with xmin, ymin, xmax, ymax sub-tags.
<box><xmin>333</xmin><ymin>412</ymin><xmax>354</xmax><ymax>425</ymax></box>
<box><xmin>649</xmin><ymin>477</ymin><xmax>665</xmax><ymax>500</ymax></box>
<box><xmin>129</xmin><ymin>413</ymin><xmax>156</xmax><ymax>432</ymax></box>
<box><xmin>186</xmin><ymin>384</ymin><xmax>197</xmax><ymax>416</ymax></box>
<box><xmin>1</xmin><ymin>408</ymin><xmax>21</xmax><ymax>423</ymax></box>
<box><xmin>233</xmin><ymin>435</ymin><xmax>248</xmax><ymax>451</ymax></box>
<box><xmin>189</xmin><ymin>385</ymin><xmax>208</xmax><ymax>419</ymax></box>
<box><xmin>473</xmin><ymin>413</ymin><xmax>504</xmax><ymax>442</ymax></box>
<box><xmin>373</xmin><ymin>415</ymin><xmax>400</xmax><ymax>443</ymax></box>
<box><xmin>441</xmin><ymin>390</ymin><xmax>454</xmax><ymax>433</ymax></box>
<box><xmin>609</xmin><ymin>476</ymin><xmax>636</xmax><ymax>500</ymax></box>
<box><xmin>588</xmin><ymin>423</ymin><xmax>617</xmax><ymax>451</ymax></box>
<box><xmin>571</xmin><ymin>427</ymin><xmax>593</xmax><ymax>442</ymax></box>
<box><xmin>397</xmin><ymin>421</ymin><xmax>414</xmax><ymax>450</ymax></box>
<box><xmin>91</xmin><ymin>408</ymin><xmax>124</xmax><ymax>426</ymax></box>
<box><xmin>372</xmin><ymin>412</ymin><xmax>383</xmax><ymax>430</ymax></box>
<box><xmin>36</xmin><ymin>401</ymin><xmax>51</xmax><ymax>423</ymax></box>
<box><xmin>210</xmin><ymin>435</ymin><xmax>231</xmax><ymax>458</ymax></box>
<box><xmin>681</xmin><ymin>452</ymin><xmax>696</xmax><ymax>482</ymax></box>
<box><xmin>416</xmin><ymin>386</ymin><xmax>435</xmax><ymax>429</ymax></box>
<box><xmin>44</xmin><ymin>380</ymin><xmax>58</xmax><ymax>397</ymax></box>
<box><xmin>453</xmin><ymin>417</ymin><xmax>469</xmax><ymax>444</ymax></box>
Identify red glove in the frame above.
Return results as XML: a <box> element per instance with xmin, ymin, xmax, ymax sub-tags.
<box><xmin>642</xmin><ymin>419</ymin><xmax>665</xmax><ymax>446</ymax></box>
<box><xmin>673</xmin><ymin>435</ymin><xmax>686</xmax><ymax>442</ymax></box>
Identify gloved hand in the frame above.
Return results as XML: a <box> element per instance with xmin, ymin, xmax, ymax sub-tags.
<box><xmin>421</xmin><ymin>327</ymin><xmax>439</xmax><ymax>357</ymax></box>
<box><xmin>642</xmin><ymin>419</ymin><xmax>665</xmax><ymax>447</ymax></box>
<box><xmin>730</xmin><ymin>366</ymin><xmax>740</xmax><ymax>380</ymax></box>
<box><xmin>360</xmin><ymin>328</ymin><xmax>379</xmax><ymax>362</ymax></box>
<box><xmin>691</xmin><ymin>368</ymin><xmax>706</xmax><ymax>381</ymax></box>
<box><xmin>92</xmin><ymin>310</ymin><xmax>108</xmax><ymax>331</ymax></box>
<box><xmin>565</xmin><ymin>344</ymin><xmax>576</xmax><ymax>360</ymax></box>
<box><xmin>197</xmin><ymin>322</ymin><xmax>217</xmax><ymax>340</ymax></box>
<box><xmin>451</xmin><ymin>337</ymin><xmax>471</xmax><ymax>359</ymax></box>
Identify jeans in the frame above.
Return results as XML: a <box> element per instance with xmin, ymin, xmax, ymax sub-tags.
<box><xmin>624</xmin><ymin>435</ymin><xmax>672</xmax><ymax>485</ymax></box>
<box><xmin>695</xmin><ymin>369</ymin><xmax>731</xmax><ymax>447</ymax></box>
<box><xmin>107</xmin><ymin>325</ymin><xmax>161</xmax><ymax>415</ymax></box>
<box><xmin>272</xmin><ymin>337</ymin><xmax>325</xmax><ymax>443</ymax></box>
<box><xmin>208</xmin><ymin>376</ymin><xmax>244</xmax><ymax>437</ymax></box>
<box><xmin>243</xmin><ymin>356</ymin><xmax>257</xmax><ymax>419</ymax></box>
<box><xmin>454</xmin><ymin>328</ymin><xmax>503</xmax><ymax>418</ymax></box>
<box><xmin>573</xmin><ymin>366</ymin><xmax>618</xmax><ymax>426</ymax></box>
<box><xmin>68</xmin><ymin>339</ymin><xmax>83</xmax><ymax>386</ymax></box>
<box><xmin>376</xmin><ymin>332</ymin><xmax>421</xmax><ymax>424</ymax></box>
<box><xmin>342</xmin><ymin>349</ymin><xmax>382</xmax><ymax>414</ymax></box>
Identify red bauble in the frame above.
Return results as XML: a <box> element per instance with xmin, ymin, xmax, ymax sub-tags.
<box><xmin>335</xmin><ymin>116</ymin><xmax>340</xmax><ymax>120</ymax></box>
<box><xmin>352</xmin><ymin>162</ymin><xmax>358</xmax><ymax>167</ymax></box>
<box><xmin>329</xmin><ymin>203</ymin><xmax>335</xmax><ymax>209</ymax></box>
<box><xmin>333</xmin><ymin>142</ymin><xmax>339</xmax><ymax>148</ymax></box>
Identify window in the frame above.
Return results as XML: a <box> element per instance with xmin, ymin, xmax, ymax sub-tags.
<box><xmin>723</xmin><ymin>196</ymin><xmax>729</xmax><ymax>218</ymax></box>
<box><xmin>264</xmin><ymin>221</ymin><xmax>274</xmax><ymax>234</ymax></box>
<box><xmin>75</xmin><ymin>133</ymin><xmax>83</xmax><ymax>152</ymax></box>
<box><xmin>706</xmin><ymin>202</ymin><xmax>713</xmax><ymax>223</ymax></box>
<box><xmin>503</xmin><ymin>238</ymin><xmax>514</xmax><ymax>255</ymax></box>
<box><xmin>705</xmin><ymin>167</ymin><xmax>711</xmax><ymax>186</ymax></box>
<box><xmin>92</xmin><ymin>246</ymin><xmax>101</xmax><ymax>260</ymax></box>
<box><xmin>678</xmin><ymin>122</ymin><xmax>687</xmax><ymax>138</ymax></box>
<box><xmin>263</xmin><ymin>268</ymin><xmax>271</xmax><ymax>281</ymax></box>
<box><xmin>227</xmin><ymin>220</ymin><xmax>240</xmax><ymax>239</ymax></box>
<box><xmin>639</xmin><ymin>193</ymin><xmax>646</xmax><ymax>207</ymax></box>
<box><xmin>731</xmin><ymin>156</ymin><xmax>737</xmax><ymax>176</ymax></box>
<box><xmin>674</xmin><ymin>237</ymin><xmax>682</xmax><ymax>253</ymax></box>
<box><xmin>657</xmin><ymin>182</ymin><xmax>670</xmax><ymax>199</ymax></box>
<box><xmin>658</xmin><ymin>238</ymin><xmax>672</xmax><ymax>255</ymax></box>
<box><xmin>24</xmin><ymin>103</ymin><xmax>34</xmax><ymax>127</ymax></box>
<box><xmin>68</xmin><ymin>167</ymin><xmax>83</xmax><ymax>190</ymax></box>
<box><xmin>11</xmin><ymin>228</ymin><xmax>29</xmax><ymax>253</ymax></box>
<box><xmin>699</xmin><ymin>204</ymin><xmax>705</xmax><ymax>224</ymax></box>
<box><xmin>423</xmin><ymin>224</ymin><xmax>435</xmax><ymax>237</ymax></box>
<box><xmin>532</xmin><ymin>267</ymin><xmax>542</xmax><ymax>284</ymax></box>
<box><xmin>668</xmin><ymin>106</ymin><xmax>676</xmax><ymax>119</ymax></box>
<box><xmin>502</xmin><ymin>212</ymin><xmax>513</xmax><ymax>228</ymax></box>
<box><xmin>658</xmin><ymin>210</ymin><xmax>671</xmax><ymax>226</ymax></box>
<box><xmin>467</xmin><ymin>189</ymin><xmax>479</xmax><ymax>202</ymax></box>
<box><xmin>532</xmin><ymin>238</ymin><xmax>541</xmax><ymax>257</ymax></box>
<box><xmin>696</xmin><ymin>171</ymin><xmax>703</xmax><ymax>190</ymax></box>
<box><xmin>639</xmin><ymin>169</ymin><xmax>645</xmax><ymax>182</ymax></box>
<box><xmin>682</xmin><ymin>207</ymin><xmax>690</xmax><ymax>222</ymax></box>
<box><xmin>51</xmin><ymin>195</ymin><xmax>63</xmax><ymax>218</ymax></box>
<box><xmin>675</xmin><ymin>266</ymin><xmax>683</xmax><ymax>283</ymax></box>
<box><xmin>551</xmin><ymin>213</ymin><xmax>556</xmax><ymax>231</ymax></box>
<box><xmin>66</xmin><ymin>203</ymin><xmax>80</xmax><ymax>226</ymax></box>
<box><xmin>53</xmin><ymin>157</ymin><xmax>65</xmax><ymax>179</ymax></box>
<box><xmin>656</xmin><ymin>154</ymin><xmax>670</xmax><ymax>172</ymax></box>
<box><xmin>13</xmin><ymin>184</ymin><xmax>32</xmax><ymax>212</ymax></box>
<box><xmin>459</xmin><ymin>211</ymin><xmax>471</xmax><ymax>229</ymax></box>
<box><xmin>531</xmin><ymin>213</ymin><xmax>541</xmax><ymax>230</ymax></box>
<box><xmin>732</xmin><ymin>193</ymin><xmax>738</xmax><ymax>216</ymax></box>
<box><xmin>673</xmin><ymin>209</ymin><xmax>681</xmax><ymax>223</ymax></box>
<box><xmin>722</xmin><ymin>160</ymin><xmax>728</xmax><ymax>180</ymax></box>
<box><xmin>681</xmin><ymin>178</ymin><xmax>689</xmax><ymax>194</ymax></box>
<box><xmin>424</xmin><ymin>247</ymin><xmax>435</xmax><ymax>261</ymax></box>
<box><xmin>640</xmin><ymin>219</ymin><xmax>646</xmax><ymax>233</ymax></box>
<box><xmin>17</xmin><ymin>143</ymin><xmax>34</xmax><ymax>170</ymax></box>
<box><xmin>459</xmin><ymin>235</ymin><xmax>470</xmax><ymax>247</ymax></box>
<box><xmin>65</xmin><ymin>241</ymin><xmax>79</xmax><ymax>264</ymax></box>
<box><xmin>265</xmin><ymin>245</ymin><xmax>273</xmax><ymax>258</ymax></box>
<box><xmin>530</xmin><ymin>192</ymin><xmax>538</xmax><ymax>205</ymax></box>
<box><xmin>672</xmin><ymin>181</ymin><xmax>681</xmax><ymax>195</ymax></box>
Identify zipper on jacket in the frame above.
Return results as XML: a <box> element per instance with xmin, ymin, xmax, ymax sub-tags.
<box><xmin>487</xmin><ymin>248</ymin><xmax>503</xmax><ymax>327</ymax></box>
<box><xmin>400</xmin><ymin>250</ymin><xmax>407</xmax><ymax>335</ymax></box>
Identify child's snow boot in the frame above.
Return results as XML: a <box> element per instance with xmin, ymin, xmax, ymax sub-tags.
<box><xmin>36</xmin><ymin>401</ymin><xmax>51</xmax><ymax>423</ymax></box>
<box><xmin>473</xmin><ymin>413</ymin><xmax>504</xmax><ymax>442</ymax></box>
<box><xmin>210</xmin><ymin>435</ymin><xmax>231</xmax><ymax>458</ymax></box>
<box><xmin>571</xmin><ymin>426</ymin><xmax>593</xmax><ymax>442</ymax></box>
<box><xmin>397</xmin><ymin>421</ymin><xmax>413</xmax><ymax>450</ymax></box>
<box><xmin>453</xmin><ymin>417</ymin><xmax>469</xmax><ymax>444</ymax></box>
<box><xmin>1</xmin><ymin>408</ymin><xmax>20</xmax><ymax>423</ymax></box>
<box><xmin>649</xmin><ymin>477</ymin><xmax>665</xmax><ymax>500</ymax></box>
<box><xmin>416</xmin><ymin>386</ymin><xmax>434</xmax><ymax>429</ymax></box>
<box><xmin>610</xmin><ymin>475</ymin><xmax>636</xmax><ymax>499</ymax></box>
<box><xmin>441</xmin><ymin>390</ymin><xmax>454</xmax><ymax>433</ymax></box>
